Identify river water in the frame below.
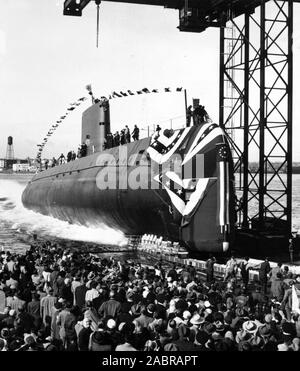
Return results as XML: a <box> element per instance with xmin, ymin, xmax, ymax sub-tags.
<box><xmin>0</xmin><ymin>173</ymin><xmax>299</xmax><ymax>255</ymax></box>
<box><xmin>0</xmin><ymin>173</ymin><xmax>127</xmax><ymax>253</ymax></box>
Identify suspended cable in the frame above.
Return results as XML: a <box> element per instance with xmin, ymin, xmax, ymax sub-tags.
<box><xmin>95</xmin><ymin>0</ymin><xmax>101</xmax><ymax>48</ymax></box>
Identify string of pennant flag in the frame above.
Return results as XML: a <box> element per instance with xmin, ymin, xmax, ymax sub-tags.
<box><xmin>35</xmin><ymin>96</ymin><xmax>88</xmax><ymax>160</ymax></box>
<box><xmin>108</xmin><ymin>86</ymin><xmax>184</xmax><ymax>100</ymax></box>
<box><xmin>86</xmin><ymin>84</ymin><xmax>185</xmax><ymax>101</ymax></box>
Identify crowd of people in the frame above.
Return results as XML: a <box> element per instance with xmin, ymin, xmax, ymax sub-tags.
<box><xmin>186</xmin><ymin>104</ymin><xmax>210</xmax><ymax>126</ymax></box>
<box><xmin>43</xmin><ymin>148</ymin><xmax>81</xmax><ymax>170</ymax></box>
<box><xmin>106</xmin><ymin>125</ymin><xmax>140</xmax><ymax>149</ymax></box>
<box><xmin>1</xmin><ymin>240</ymin><xmax>300</xmax><ymax>352</ymax></box>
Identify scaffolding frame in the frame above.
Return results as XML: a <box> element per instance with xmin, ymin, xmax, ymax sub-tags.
<box><xmin>219</xmin><ymin>0</ymin><xmax>293</xmax><ymax>235</ymax></box>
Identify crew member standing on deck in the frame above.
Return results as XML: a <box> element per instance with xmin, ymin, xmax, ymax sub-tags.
<box><xmin>67</xmin><ymin>151</ymin><xmax>72</xmax><ymax>162</ymax></box>
<box><xmin>120</xmin><ymin>130</ymin><xmax>126</xmax><ymax>145</ymax></box>
<box><xmin>132</xmin><ymin>125</ymin><xmax>139</xmax><ymax>141</ymax></box>
<box><xmin>58</xmin><ymin>153</ymin><xmax>65</xmax><ymax>165</ymax></box>
<box><xmin>186</xmin><ymin>105</ymin><xmax>193</xmax><ymax>126</ymax></box>
<box><xmin>125</xmin><ymin>125</ymin><xmax>131</xmax><ymax>143</ymax></box>
<box><xmin>154</xmin><ymin>125</ymin><xmax>161</xmax><ymax>140</ymax></box>
<box><xmin>114</xmin><ymin>131</ymin><xmax>120</xmax><ymax>146</ymax></box>
<box><xmin>80</xmin><ymin>143</ymin><xmax>87</xmax><ymax>157</ymax></box>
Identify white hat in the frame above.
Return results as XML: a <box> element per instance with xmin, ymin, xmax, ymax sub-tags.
<box><xmin>190</xmin><ymin>314</ymin><xmax>205</xmax><ymax>326</ymax></box>
<box><xmin>204</xmin><ymin>300</ymin><xmax>211</xmax><ymax>308</ymax></box>
<box><xmin>107</xmin><ymin>319</ymin><xmax>116</xmax><ymax>330</ymax></box>
<box><xmin>118</xmin><ymin>322</ymin><xmax>126</xmax><ymax>332</ymax></box>
<box><xmin>183</xmin><ymin>310</ymin><xmax>191</xmax><ymax>320</ymax></box>
<box><xmin>242</xmin><ymin>320</ymin><xmax>258</xmax><ymax>334</ymax></box>
<box><xmin>9</xmin><ymin>309</ymin><xmax>16</xmax><ymax>317</ymax></box>
<box><xmin>82</xmin><ymin>318</ymin><xmax>91</xmax><ymax>328</ymax></box>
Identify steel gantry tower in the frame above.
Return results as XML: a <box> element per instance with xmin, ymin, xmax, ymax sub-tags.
<box><xmin>219</xmin><ymin>0</ymin><xmax>294</xmax><ymax>237</ymax></box>
<box><xmin>63</xmin><ymin>0</ymin><xmax>298</xmax><ymax>247</ymax></box>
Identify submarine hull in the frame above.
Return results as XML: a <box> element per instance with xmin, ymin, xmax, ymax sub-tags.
<box><xmin>22</xmin><ymin>125</ymin><xmax>235</xmax><ymax>253</ymax></box>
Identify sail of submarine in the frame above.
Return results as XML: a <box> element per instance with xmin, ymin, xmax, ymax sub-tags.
<box><xmin>22</xmin><ymin>98</ymin><xmax>236</xmax><ymax>253</ymax></box>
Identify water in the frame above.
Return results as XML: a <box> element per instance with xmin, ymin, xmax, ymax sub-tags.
<box><xmin>0</xmin><ymin>173</ymin><xmax>127</xmax><ymax>253</ymax></box>
<box><xmin>0</xmin><ymin>173</ymin><xmax>299</xmax><ymax>255</ymax></box>
<box><xmin>235</xmin><ymin>173</ymin><xmax>300</xmax><ymax>232</ymax></box>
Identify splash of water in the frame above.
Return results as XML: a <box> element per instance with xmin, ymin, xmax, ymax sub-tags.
<box><xmin>0</xmin><ymin>178</ymin><xmax>127</xmax><ymax>246</ymax></box>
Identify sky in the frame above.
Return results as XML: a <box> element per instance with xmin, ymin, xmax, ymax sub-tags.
<box><xmin>0</xmin><ymin>0</ymin><xmax>300</xmax><ymax>161</ymax></box>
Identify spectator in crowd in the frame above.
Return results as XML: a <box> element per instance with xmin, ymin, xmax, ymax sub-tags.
<box><xmin>206</xmin><ymin>255</ymin><xmax>216</xmax><ymax>284</ymax></box>
<box><xmin>239</xmin><ymin>257</ymin><xmax>250</xmax><ymax>289</ymax></box>
<box><xmin>1</xmin><ymin>238</ymin><xmax>300</xmax><ymax>352</ymax></box>
<box><xmin>224</xmin><ymin>255</ymin><xmax>238</xmax><ymax>281</ymax></box>
<box><xmin>259</xmin><ymin>257</ymin><xmax>271</xmax><ymax>294</ymax></box>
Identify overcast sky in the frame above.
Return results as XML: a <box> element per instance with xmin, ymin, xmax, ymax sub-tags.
<box><xmin>0</xmin><ymin>0</ymin><xmax>300</xmax><ymax>161</ymax></box>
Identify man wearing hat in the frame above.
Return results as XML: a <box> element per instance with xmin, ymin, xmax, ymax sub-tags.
<box><xmin>2</xmin><ymin>308</ymin><xmax>16</xmax><ymax>328</ymax></box>
<box><xmin>203</xmin><ymin>322</ymin><xmax>216</xmax><ymax>337</ymax></box>
<box><xmin>172</xmin><ymin>324</ymin><xmax>199</xmax><ymax>351</ymax></box>
<box><xmin>74</xmin><ymin>277</ymin><xmax>88</xmax><ymax>310</ymax></box>
<box><xmin>115</xmin><ymin>323</ymin><xmax>137</xmax><ymax>351</ymax></box>
<box><xmin>236</xmin><ymin>320</ymin><xmax>262</xmax><ymax>349</ymax></box>
<box><xmin>133</xmin><ymin>304</ymin><xmax>155</xmax><ymax>329</ymax></box>
<box><xmin>155</xmin><ymin>293</ymin><xmax>168</xmax><ymax>320</ymax></box>
<box><xmin>258</xmin><ymin>324</ymin><xmax>277</xmax><ymax>351</ymax></box>
<box><xmin>89</xmin><ymin>329</ymin><xmax>113</xmax><ymax>351</ymax></box>
<box><xmin>194</xmin><ymin>330</ymin><xmax>211</xmax><ymax>351</ymax></box>
<box><xmin>278</xmin><ymin>321</ymin><xmax>296</xmax><ymax>350</ymax></box>
<box><xmin>85</xmin><ymin>281</ymin><xmax>99</xmax><ymax>303</ymax></box>
<box><xmin>40</xmin><ymin>287</ymin><xmax>57</xmax><ymax>326</ymax></box>
<box><xmin>8</xmin><ymin>290</ymin><xmax>25</xmax><ymax>314</ymax></box>
<box><xmin>117</xmin><ymin>292</ymin><xmax>135</xmax><ymax>324</ymax></box>
<box><xmin>189</xmin><ymin>313</ymin><xmax>205</xmax><ymax>341</ymax></box>
<box><xmin>106</xmin><ymin>318</ymin><xmax>119</xmax><ymax>350</ymax></box>
<box><xmin>56</xmin><ymin>302</ymin><xmax>73</xmax><ymax>348</ymax></box>
<box><xmin>98</xmin><ymin>290</ymin><xmax>121</xmax><ymax>319</ymax></box>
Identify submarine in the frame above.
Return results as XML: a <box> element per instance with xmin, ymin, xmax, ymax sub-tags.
<box><xmin>22</xmin><ymin>98</ymin><xmax>236</xmax><ymax>253</ymax></box>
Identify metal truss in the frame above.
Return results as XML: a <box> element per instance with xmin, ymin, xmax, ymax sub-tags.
<box><xmin>219</xmin><ymin>0</ymin><xmax>293</xmax><ymax>235</ymax></box>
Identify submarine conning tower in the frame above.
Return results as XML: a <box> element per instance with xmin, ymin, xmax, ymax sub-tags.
<box><xmin>81</xmin><ymin>99</ymin><xmax>110</xmax><ymax>156</ymax></box>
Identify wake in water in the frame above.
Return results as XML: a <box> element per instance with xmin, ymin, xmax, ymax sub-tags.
<box><xmin>0</xmin><ymin>179</ymin><xmax>127</xmax><ymax>246</ymax></box>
